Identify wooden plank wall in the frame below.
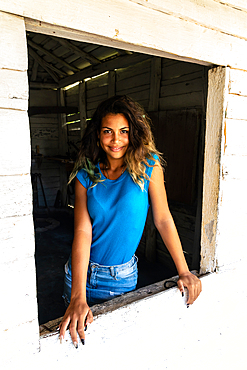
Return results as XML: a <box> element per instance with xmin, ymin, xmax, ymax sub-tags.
<box><xmin>29</xmin><ymin>90</ymin><xmax>60</xmax><ymax>207</ymax></box>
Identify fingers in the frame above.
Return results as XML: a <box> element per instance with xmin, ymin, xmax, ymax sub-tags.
<box><xmin>59</xmin><ymin>314</ymin><xmax>71</xmax><ymax>339</ymax></box>
<box><xmin>60</xmin><ymin>306</ymin><xmax>93</xmax><ymax>347</ymax></box>
<box><xmin>178</xmin><ymin>273</ymin><xmax>202</xmax><ymax>306</ymax></box>
<box><xmin>69</xmin><ymin>312</ymin><xmax>88</xmax><ymax>347</ymax></box>
<box><xmin>86</xmin><ymin>309</ymin><xmax>94</xmax><ymax>325</ymax></box>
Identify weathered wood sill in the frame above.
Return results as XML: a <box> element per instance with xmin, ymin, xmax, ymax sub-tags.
<box><xmin>40</xmin><ymin>271</ymin><xmax>201</xmax><ymax>338</ymax></box>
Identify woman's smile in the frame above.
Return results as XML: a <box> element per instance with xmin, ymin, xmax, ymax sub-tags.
<box><xmin>109</xmin><ymin>146</ymin><xmax>124</xmax><ymax>152</ymax></box>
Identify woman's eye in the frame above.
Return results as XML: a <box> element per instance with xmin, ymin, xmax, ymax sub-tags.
<box><xmin>103</xmin><ymin>129</ymin><xmax>111</xmax><ymax>134</ymax></box>
<box><xmin>121</xmin><ymin>130</ymin><xmax>129</xmax><ymax>134</ymax></box>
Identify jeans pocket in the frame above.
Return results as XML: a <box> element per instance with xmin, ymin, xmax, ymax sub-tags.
<box><xmin>116</xmin><ymin>257</ymin><xmax>138</xmax><ymax>280</ymax></box>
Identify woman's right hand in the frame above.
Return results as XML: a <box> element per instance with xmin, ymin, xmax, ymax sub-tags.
<box><xmin>59</xmin><ymin>298</ymin><xmax>93</xmax><ymax>347</ymax></box>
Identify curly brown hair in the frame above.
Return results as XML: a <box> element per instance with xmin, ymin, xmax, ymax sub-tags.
<box><xmin>69</xmin><ymin>95</ymin><xmax>164</xmax><ymax>190</ymax></box>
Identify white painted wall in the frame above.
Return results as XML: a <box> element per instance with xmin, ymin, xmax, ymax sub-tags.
<box><xmin>4</xmin><ymin>268</ymin><xmax>247</xmax><ymax>369</ymax></box>
<box><xmin>0</xmin><ymin>11</ymin><xmax>39</xmax><ymax>359</ymax></box>
<box><xmin>216</xmin><ymin>68</ymin><xmax>247</xmax><ymax>269</ymax></box>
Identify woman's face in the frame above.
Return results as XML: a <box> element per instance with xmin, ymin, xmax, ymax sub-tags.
<box><xmin>99</xmin><ymin>113</ymin><xmax>129</xmax><ymax>162</ymax></box>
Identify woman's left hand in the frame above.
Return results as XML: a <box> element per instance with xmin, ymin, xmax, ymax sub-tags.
<box><xmin>177</xmin><ymin>272</ymin><xmax>202</xmax><ymax>305</ymax></box>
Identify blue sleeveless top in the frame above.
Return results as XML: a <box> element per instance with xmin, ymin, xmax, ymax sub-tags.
<box><xmin>76</xmin><ymin>154</ymin><xmax>158</xmax><ymax>265</ymax></box>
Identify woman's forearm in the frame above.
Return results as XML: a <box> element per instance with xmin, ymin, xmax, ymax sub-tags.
<box><xmin>70</xmin><ymin>230</ymin><xmax>92</xmax><ymax>301</ymax></box>
<box><xmin>156</xmin><ymin>218</ymin><xmax>189</xmax><ymax>276</ymax></box>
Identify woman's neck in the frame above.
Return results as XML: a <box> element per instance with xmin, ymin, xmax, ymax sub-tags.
<box><xmin>104</xmin><ymin>157</ymin><xmax>125</xmax><ymax>172</ymax></box>
<box><xmin>100</xmin><ymin>158</ymin><xmax>126</xmax><ymax>180</ymax></box>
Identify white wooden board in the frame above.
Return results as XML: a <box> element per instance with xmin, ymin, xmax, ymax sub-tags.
<box><xmin>16</xmin><ymin>0</ymin><xmax>247</xmax><ymax>69</ymax></box>
<box><xmin>224</xmin><ymin>118</ymin><xmax>247</xmax><ymax>156</ymax></box>
<box><xmin>0</xmin><ymin>11</ymin><xmax>27</xmax><ymax>70</ymax></box>
<box><xmin>229</xmin><ymin>69</ymin><xmax>247</xmax><ymax>96</ymax></box>
<box><xmin>227</xmin><ymin>94</ymin><xmax>247</xmax><ymax>120</ymax></box>
<box><xmin>0</xmin><ymin>110</ymin><xmax>31</xmax><ymax>175</ymax></box>
<box><xmin>130</xmin><ymin>0</ymin><xmax>247</xmax><ymax>40</ymax></box>
<box><xmin>0</xmin><ymin>215</ymin><xmax>35</xmax><ymax>264</ymax></box>
<box><xmin>0</xmin><ymin>174</ymin><xmax>33</xmax><ymax>218</ymax></box>
<box><xmin>0</xmin><ymin>69</ymin><xmax>28</xmax><ymax>110</ymax></box>
<box><xmin>0</xmin><ymin>257</ymin><xmax>38</xmax><ymax>331</ymax></box>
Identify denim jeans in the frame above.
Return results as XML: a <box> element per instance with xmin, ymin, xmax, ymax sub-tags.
<box><xmin>63</xmin><ymin>255</ymin><xmax>138</xmax><ymax>306</ymax></box>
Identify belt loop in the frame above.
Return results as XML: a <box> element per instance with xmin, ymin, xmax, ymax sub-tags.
<box><xmin>110</xmin><ymin>266</ymin><xmax>116</xmax><ymax>279</ymax></box>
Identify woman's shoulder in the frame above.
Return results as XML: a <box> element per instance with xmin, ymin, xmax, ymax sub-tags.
<box><xmin>146</xmin><ymin>153</ymin><xmax>159</xmax><ymax>165</ymax></box>
<box><xmin>76</xmin><ymin>166</ymin><xmax>95</xmax><ymax>189</ymax></box>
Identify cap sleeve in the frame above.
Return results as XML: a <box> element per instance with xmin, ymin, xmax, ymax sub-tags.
<box><xmin>76</xmin><ymin>169</ymin><xmax>92</xmax><ymax>189</ymax></box>
<box><xmin>145</xmin><ymin>153</ymin><xmax>159</xmax><ymax>178</ymax></box>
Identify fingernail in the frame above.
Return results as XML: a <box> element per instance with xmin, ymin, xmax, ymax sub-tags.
<box><xmin>60</xmin><ymin>336</ymin><xmax>63</xmax><ymax>344</ymax></box>
<box><xmin>84</xmin><ymin>325</ymin><xmax>87</xmax><ymax>332</ymax></box>
<box><xmin>182</xmin><ymin>292</ymin><xmax>184</xmax><ymax>297</ymax></box>
<box><xmin>187</xmin><ymin>304</ymin><xmax>190</xmax><ymax>308</ymax></box>
<box><xmin>81</xmin><ymin>338</ymin><xmax>85</xmax><ymax>345</ymax></box>
<box><xmin>74</xmin><ymin>342</ymin><xmax>78</xmax><ymax>349</ymax></box>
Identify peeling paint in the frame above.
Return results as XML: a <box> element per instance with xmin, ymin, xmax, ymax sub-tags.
<box><xmin>205</xmin><ymin>220</ymin><xmax>215</xmax><ymax>244</ymax></box>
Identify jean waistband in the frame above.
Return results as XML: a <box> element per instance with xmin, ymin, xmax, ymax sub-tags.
<box><xmin>89</xmin><ymin>255</ymin><xmax>138</xmax><ymax>274</ymax></box>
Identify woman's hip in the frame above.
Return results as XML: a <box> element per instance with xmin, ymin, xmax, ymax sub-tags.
<box><xmin>63</xmin><ymin>255</ymin><xmax>138</xmax><ymax>306</ymax></box>
<box><xmin>87</xmin><ymin>255</ymin><xmax>138</xmax><ymax>291</ymax></box>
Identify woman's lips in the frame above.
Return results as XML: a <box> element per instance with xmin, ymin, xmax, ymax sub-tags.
<box><xmin>109</xmin><ymin>147</ymin><xmax>123</xmax><ymax>152</ymax></box>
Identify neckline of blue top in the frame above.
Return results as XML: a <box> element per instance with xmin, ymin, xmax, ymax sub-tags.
<box><xmin>97</xmin><ymin>163</ymin><xmax>128</xmax><ymax>183</ymax></box>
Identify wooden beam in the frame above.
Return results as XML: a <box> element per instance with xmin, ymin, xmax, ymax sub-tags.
<box><xmin>28</xmin><ymin>106</ymin><xmax>78</xmax><ymax>115</ymax></box>
<box><xmin>108</xmin><ymin>70</ymin><xmax>116</xmax><ymax>97</ymax></box>
<box><xmin>59</xmin><ymin>53</ymin><xmax>151</xmax><ymax>88</ymax></box>
<box><xmin>29</xmin><ymin>82</ymin><xmax>59</xmax><ymax>89</ymax></box>
<box><xmin>29</xmin><ymin>47</ymin><xmax>68</xmax><ymax>79</ymax></box>
<box><xmin>28</xmin><ymin>47</ymin><xmax>59</xmax><ymax>82</ymax></box>
<box><xmin>31</xmin><ymin>59</ymin><xmax>39</xmax><ymax>81</ymax></box>
<box><xmin>130</xmin><ymin>0</ymin><xmax>247</xmax><ymax>40</ymax></box>
<box><xmin>148</xmin><ymin>57</ymin><xmax>161</xmax><ymax>111</ymax></box>
<box><xmin>55</xmin><ymin>37</ymin><xmax>101</xmax><ymax>66</ymax></box>
<box><xmin>213</xmin><ymin>0</ymin><xmax>247</xmax><ymax>12</ymax></box>
<box><xmin>28</xmin><ymin>39</ymin><xmax>80</xmax><ymax>73</ymax></box>
<box><xmin>22</xmin><ymin>1</ymin><xmax>247</xmax><ymax>70</ymax></box>
<box><xmin>200</xmin><ymin>66</ymin><xmax>229</xmax><ymax>274</ymax></box>
<box><xmin>78</xmin><ymin>81</ymin><xmax>87</xmax><ymax>138</ymax></box>
<box><xmin>57</xmin><ymin>88</ymin><xmax>68</xmax><ymax>206</ymax></box>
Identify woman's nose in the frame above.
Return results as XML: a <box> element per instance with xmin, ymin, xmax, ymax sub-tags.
<box><xmin>112</xmin><ymin>132</ymin><xmax>120</xmax><ymax>143</ymax></box>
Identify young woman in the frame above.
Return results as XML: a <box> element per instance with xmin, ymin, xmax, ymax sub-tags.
<box><xmin>59</xmin><ymin>95</ymin><xmax>202</xmax><ymax>346</ymax></box>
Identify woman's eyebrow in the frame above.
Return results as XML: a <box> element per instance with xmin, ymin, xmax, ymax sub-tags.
<box><xmin>101</xmin><ymin>126</ymin><xmax>129</xmax><ymax>129</ymax></box>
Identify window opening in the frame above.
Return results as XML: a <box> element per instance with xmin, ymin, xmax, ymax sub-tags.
<box><xmin>27</xmin><ymin>31</ymin><xmax>208</xmax><ymax>328</ymax></box>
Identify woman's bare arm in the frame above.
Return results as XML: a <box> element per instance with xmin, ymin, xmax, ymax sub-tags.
<box><xmin>59</xmin><ymin>178</ymin><xmax>93</xmax><ymax>346</ymax></box>
<box><xmin>148</xmin><ymin>161</ymin><xmax>202</xmax><ymax>304</ymax></box>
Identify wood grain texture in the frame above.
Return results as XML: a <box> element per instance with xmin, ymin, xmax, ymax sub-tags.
<box><xmin>148</xmin><ymin>57</ymin><xmax>161</xmax><ymax>112</ymax></box>
<box><xmin>39</xmin><ymin>271</ymin><xmax>198</xmax><ymax>337</ymax></box>
<box><xmin>200</xmin><ymin>66</ymin><xmax>229</xmax><ymax>274</ymax></box>
<box><xmin>79</xmin><ymin>81</ymin><xmax>87</xmax><ymax>137</ymax></box>
<box><xmin>20</xmin><ymin>0</ymin><xmax>247</xmax><ymax>70</ymax></box>
<box><xmin>0</xmin><ymin>11</ymin><xmax>27</xmax><ymax>70</ymax></box>
<box><xmin>0</xmin><ymin>69</ymin><xmax>28</xmax><ymax>111</ymax></box>
<box><xmin>108</xmin><ymin>70</ymin><xmax>116</xmax><ymax>98</ymax></box>
<box><xmin>130</xmin><ymin>0</ymin><xmax>247</xmax><ymax>40</ymax></box>
<box><xmin>229</xmin><ymin>69</ymin><xmax>247</xmax><ymax>96</ymax></box>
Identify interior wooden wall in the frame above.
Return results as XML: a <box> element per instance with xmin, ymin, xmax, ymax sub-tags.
<box><xmin>29</xmin><ymin>90</ymin><xmax>60</xmax><ymax>207</ymax></box>
<box><xmin>29</xmin><ymin>54</ymin><xmax>207</xmax><ymax>270</ymax></box>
